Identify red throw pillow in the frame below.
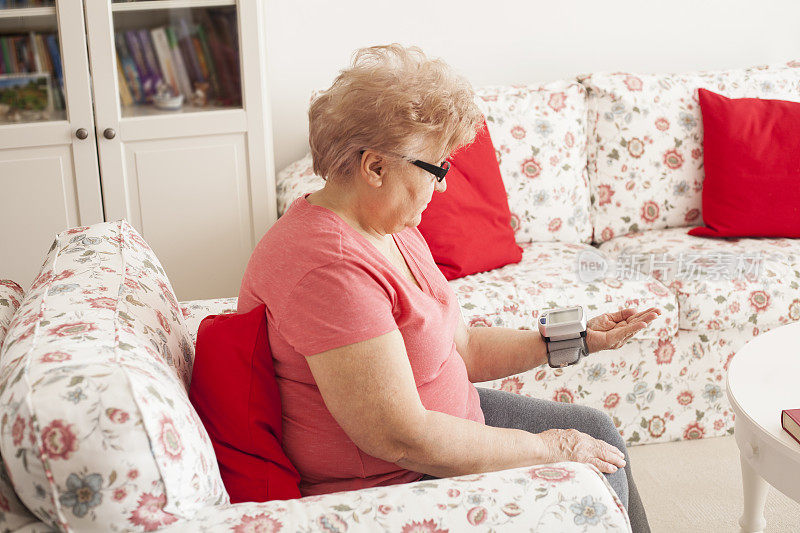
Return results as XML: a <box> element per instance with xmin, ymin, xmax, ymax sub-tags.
<box><xmin>688</xmin><ymin>88</ymin><xmax>800</xmax><ymax>238</ymax></box>
<box><xmin>188</xmin><ymin>304</ymin><xmax>301</xmax><ymax>503</ymax></box>
<box><xmin>418</xmin><ymin>120</ymin><xmax>522</xmax><ymax>280</ymax></box>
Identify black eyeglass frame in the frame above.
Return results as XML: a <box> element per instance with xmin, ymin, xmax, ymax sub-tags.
<box><xmin>359</xmin><ymin>150</ymin><xmax>450</xmax><ymax>182</ymax></box>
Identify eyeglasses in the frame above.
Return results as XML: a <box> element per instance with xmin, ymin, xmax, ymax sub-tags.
<box><xmin>359</xmin><ymin>150</ymin><xmax>450</xmax><ymax>182</ymax></box>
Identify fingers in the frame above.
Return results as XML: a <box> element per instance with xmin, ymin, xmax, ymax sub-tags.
<box><xmin>605</xmin><ymin>308</ymin><xmax>637</xmax><ymax>323</ymax></box>
<box><xmin>588</xmin><ymin>441</ymin><xmax>626</xmax><ymax>473</ymax></box>
<box><xmin>588</xmin><ymin>458</ymin><xmax>619</xmax><ymax>474</ymax></box>
<box><xmin>629</xmin><ymin>307</ymin><xmax>661</xmax><ymax>323</ymax></box>
<box><xmin>608</xmin><ymin>321</ymin><xmax>647</xmax><ymax>345</ymax></box>
<box><xmin>599</xmin><ymin>442</ymin><xmax>627</xmax><ymax>469</ymax></box>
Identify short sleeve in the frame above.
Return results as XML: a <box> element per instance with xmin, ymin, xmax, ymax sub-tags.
<box><xmin>274</xmin><ymin>259</ymin><xmax>398</xmax><ymax>356</ymax></box>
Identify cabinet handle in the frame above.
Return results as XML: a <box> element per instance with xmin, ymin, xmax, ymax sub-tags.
<box><xmin>103</xmin><ymin>128</ymin><xmax>116</xmax><ymax>140</ymax></box>
<box><xmin>75</xmin><ymin>128</ymin><xmax>88</xmax><ymax>140</ymax></box>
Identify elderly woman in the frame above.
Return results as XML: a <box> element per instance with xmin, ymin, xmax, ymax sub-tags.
<box><xmin>238</xmin><ymin>44</ymin><xmax>656</xmax><ymax>532</ymax></box>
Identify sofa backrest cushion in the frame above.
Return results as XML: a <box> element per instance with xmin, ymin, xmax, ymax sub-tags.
<box><xmin>276</xmin><ymin>153</ymin><xmax>323</xmax><ymax>218</ymax></box>
<box><xmin>475</xmin><ymin>82</ymin><xmax>593</xmax><ymax>244</ymax></box>
<box><xmin>276</xmin><ymin>81</ymin><xmax>594</xmax><ymax>246</ymax></box>
<box><xmin>189</xmin><ymin>304</ymin><xmax>302</xmax><ymax>503</ymax></box>
<box><xmin>583</xmin><ymin>60</ymin><xmax>800</xmax><ymax>243</ymax></box>
<box><xmin>0</xmin><ymin>221</ymin><xmax>227</xmax><ymax>531</ymax></box>
<box><xmin>0</xmin><ymin>280</ymin><xmax>46</xmax><ymax>532</ymax></box>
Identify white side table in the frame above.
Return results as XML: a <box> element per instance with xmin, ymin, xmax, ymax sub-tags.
<box><xmin>726</xmin><ymin>322</ymin><xmax>800</xmax><ymax>533</ymax></box>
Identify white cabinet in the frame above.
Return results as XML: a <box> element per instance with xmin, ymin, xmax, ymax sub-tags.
<box><xmin>0</xmin><ymin>0</ymin><xmax>276</xmax><ymax>301</ymax></box>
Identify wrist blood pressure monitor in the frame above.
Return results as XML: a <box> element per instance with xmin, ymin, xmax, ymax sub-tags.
<box><xmin>537</xmin><ymin>306</ymin><xmax>588</xmax><ymax>368</ymax></box>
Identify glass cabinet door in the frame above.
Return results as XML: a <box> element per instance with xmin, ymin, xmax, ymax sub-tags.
<box><xmin>110</xmin><ymin>0</ymin><xmax>241</xmax><ymax>117</ymax></box>
<box><xmin>0</xmin><ymin>1</ymin><xmax>67</xmax><ymax>125</ymax></box>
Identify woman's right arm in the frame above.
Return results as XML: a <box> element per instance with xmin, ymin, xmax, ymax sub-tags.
<box><xmin>304</xmin><ymin>329</ymin><xmax>626</xmax><ymax>477</ymax></box>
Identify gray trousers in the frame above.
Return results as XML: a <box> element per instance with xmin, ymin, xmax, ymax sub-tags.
<box><xmin>422</xmin><ymin>387</ymin><xmax>650</xmax><ymax>533</ymax></box>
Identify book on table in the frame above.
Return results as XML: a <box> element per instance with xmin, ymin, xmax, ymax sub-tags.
<box><xmin>782</xmin><ymin>409</ymin><xmax>800</xmax><ymax>446</ymax></box>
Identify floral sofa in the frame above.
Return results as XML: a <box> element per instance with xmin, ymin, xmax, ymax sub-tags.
<box><xmin>276</xmin><ymin>59</ymin><xmax>800</xmax><ymax>447</ymax></box>
<box><xmin>0</xmin><ymin>221</ymin><xmax>630</xmax><ymax>532</ymax></box>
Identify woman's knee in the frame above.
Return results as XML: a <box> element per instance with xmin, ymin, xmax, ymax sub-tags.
<box><xmin>574</xmin><ymin>406</ymin><xmax>627</xmax><ymax>453</ymax></box>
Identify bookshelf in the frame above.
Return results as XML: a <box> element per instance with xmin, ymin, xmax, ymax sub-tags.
<box><xmin>0</xmin><ymin>0</ymin><xmax>276</xmax><ymax>301</ymax></box>
<box><xmin>0</xmin><ymin>7</ymin><xmax>55</xmax><ymax>18</ymax></box>
<box><xmin>111</xmin><ymin>1</ymin><xmax>236</xmax><ymax>12</ymax></box>
<box><xmin>0</xmin><ymin>5</ymin><xmax>64</xmax><ymax>125</ymax></box>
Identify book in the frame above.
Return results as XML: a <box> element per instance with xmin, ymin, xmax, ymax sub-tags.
<box><xmin>29</xmin><ymin>31</ymin><xmax>42</xmax><ymax>72</ymax></box>
<box><xmin>194</xmin><ymin>22</ymin><xmax>220</xmax><ymax>101</ymax></box>
<box><xmin>782</xmin><ymin>409</ymin><xmax>800</xmax><ymax>447</ymax></box>
<box><xmin>116</xmin><ymin>55</ymin><xmax>133</xmax><ymax>107</ymax></box>
<box><xmin>124</xmin><ymin>31</ymin><xmax>155</xmax><ymax>100</ymax></box>
<box><xmin>150</xmin><ymin>27</ymin><xmax>178</xmax><ymax>95</ymax></box>
<box><xmin>137</xmin><ymin>29</ymin><xmax>163</xmax><ymax>92</ymax></box>
<box><xmin>164</xmin><ymin>26</ymin><xmax>193</xmax><ymax>99</ymax></box>
<box><xmin>205</xmin><ymin>21</ymin><xmax>235</xmax><ymax>104</ymax></box>
<box><xmin>115</xmin><ymin>32</ymin><xmax>144</xmax><ymax>104</ymax></box>
<box><xmin>176</xmin><ymin>18</ymin><xmax>204</xmax><ymax>85</ymax></box>
<box><xmin>44</xmin><ymin>34</ymin><xmax>63</xmax><ymax>109</ymax></box>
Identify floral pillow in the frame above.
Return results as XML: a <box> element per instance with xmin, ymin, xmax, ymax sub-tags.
<box><xmin>583</xmin><ymin>60</ymin><xmax>800</xmax><ymax>243</ymax></box>
<box><xmin>0</xmin><ymin>221</ymin><xmax>227</xmax><ymax>531</ymax></box>
<box><xmin>475</xmin><ymin>82</ymin><xmax>593</xmax><ymax>244</ymax></box>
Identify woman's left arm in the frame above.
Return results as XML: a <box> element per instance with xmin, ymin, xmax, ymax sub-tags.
<box><xmin>455</xmin><ymin>307</ymin><xmax>662</xmax><ymax>383</ymax></box>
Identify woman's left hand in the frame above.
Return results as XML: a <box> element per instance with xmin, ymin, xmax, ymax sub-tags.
<box><xmin>586</xmin><ymin>307</ymin><xmax>661</xmax><ymax>353</ymax></box>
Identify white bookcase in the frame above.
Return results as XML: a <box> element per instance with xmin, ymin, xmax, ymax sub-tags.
<box><xmin>0</xmin><ymin>0</ymin><xmax>276</xmax><ymax>301</ymax></box>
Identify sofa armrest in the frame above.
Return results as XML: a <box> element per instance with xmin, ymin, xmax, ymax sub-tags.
<box><xmin>179</xmin><ymin>297</ymin><xmax>238</xmax><ymax>346</ymax></box>
<box><xmin>161</xmin><ymin>462</ymin><xmax>630</xmax><ymax>532</ymax></box>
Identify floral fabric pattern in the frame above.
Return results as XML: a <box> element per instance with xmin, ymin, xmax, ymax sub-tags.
<box><xmin>598</xmin><ymin>228</ymin><xmax>800</xmax><ymax>330</ymax></box>
<box><xmin>179</xmin><ymin>298</ymin><xmax>238</xmax><ymax>348</ymax></box>
<box><xmin>157</xmin><ymin>463</ymin><xmax>630</xmax><ymax>532</ymax></box>
<box><xmin>582</xmin><ymin>60</ymin><xmax>800</xmax><ymax>243</ymax></box>
<box><xmin>0</xmin><ymin>221</ymin><xmax>227</xmax><ymax>531</ymax></box>
<box><xmin>275</xmin><ymin>83</ymin><xmax>595</xmax><ymax>246</ymax></box>
<box><xmin>182</xmin><ymin>295</ymin><xmax>765</xmax><ymax>454</ymax></box>
<box><xmin>0</xmin><ymin>279</ymin><xmax>24</xmax><ymax>350</ymax></box>
<box><xmin>0</xmin><ymin>280</ymin><xmax>50</xmax><ymax>532</ymax></box>
<box><xmin>477</xmin><ymin>326</ymin><xmax>766</xmax><ymax>447</ymax></box>
<box><xmin>475</xmin><ymin>82</ymin><xmax>593</xmax><ymax>244</ymax></box>
<box><xmin>276</xmin><ymin>153</ymin><xmax>323</xmax><ymax>217</ymax></box>
<box><xmin>448</xmin><ymin>242</ymin><xmax>679</xmax><ymax>341</ymax></box>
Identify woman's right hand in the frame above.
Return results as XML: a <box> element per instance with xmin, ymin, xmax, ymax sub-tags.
<box><xmin>539</xmin><ymin>428</ymin><xmax>626</xmax><ymax>474</ymax></box>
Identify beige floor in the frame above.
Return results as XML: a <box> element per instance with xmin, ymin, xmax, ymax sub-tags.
<box><xmin>629</xmin><ymin>436</ymin><xmax>800</xmax><ymax>532</ymax></box>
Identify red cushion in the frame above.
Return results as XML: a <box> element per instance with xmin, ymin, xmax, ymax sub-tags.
<box><xmin>688</xmin><ymin>88</ymin><xmax>800</xmax><ymax>238</ymax></box>
<box><xmin>188</xmin><ymin>304</ymin><xmax>301</xmax><ymax>503</ymax></box>
<box><xmin>418</xmin><ymin>121</ymin><xmax>522</xmax><ymax>280</ymax></box>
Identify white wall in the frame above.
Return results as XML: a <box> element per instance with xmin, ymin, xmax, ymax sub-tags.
<box><xmin>264</xmin><ymin>0</ymin><xmax>800</xmax><ymax>172</ymax></box>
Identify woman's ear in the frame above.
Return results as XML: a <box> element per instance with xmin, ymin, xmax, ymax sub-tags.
<box><xmin>360</xmin><ymin>150</ymin><xmax>384</xmax><ymax>188</ymax></box>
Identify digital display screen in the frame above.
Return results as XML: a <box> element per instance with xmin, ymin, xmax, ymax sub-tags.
<box><xmin>549</xmin><ymin>308</ymin><xmax>581</xmax><ymax>324</ymax></box>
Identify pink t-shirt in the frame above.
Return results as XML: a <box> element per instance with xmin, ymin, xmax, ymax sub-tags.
<box><xmin>237</xmin><ymin>193</ymin><xmax>484</xmax><ymax>496</ymax></box>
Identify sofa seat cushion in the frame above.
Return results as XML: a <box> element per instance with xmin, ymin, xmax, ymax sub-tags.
<box><xmin>598</xmin><ymin>228</ymin><xmax>800</xmax><ymax>331</ymax></box>
<box><xmin>583</xmin><ymin>60</ymin><xmax>800</xmax><ymax>243</ymax></box>
<box><xmin>0</xmin><ymin>221</ymin><xmax>227</xmax><ymax>530</ymax></box>
<box><xmin>449</xmin><ymin>242</ymin><xmax>679</xmax><ymax>340</ymax></box>
<box><xmin>475</xmin><ymin>82</ymin><xmax>593</xmax><ymax>244</ymax></box>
